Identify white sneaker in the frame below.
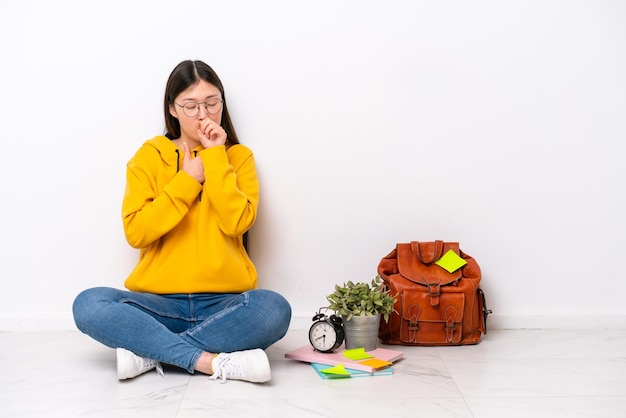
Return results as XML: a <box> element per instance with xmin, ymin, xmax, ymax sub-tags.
<box><xmin>116</xmin><ymin>348</ymin><xmax>164</xmax><ymax>380</ymax></box>
<box><xmin>209</xmin><ymin>348</ymin><xmax>271</xmax><ymax>383</ymax></box>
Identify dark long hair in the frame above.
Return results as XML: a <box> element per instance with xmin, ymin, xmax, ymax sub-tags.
<box><xmin>163</xmin><ymin>60</ymin><xmax>240</xmax><ymax>146</ymax></box>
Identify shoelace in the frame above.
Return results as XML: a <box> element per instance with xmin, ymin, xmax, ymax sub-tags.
<box><xmin>209</xmin><ymin>354</ymin><xmax>242</xmax><ymax>383</ymax></box>
<box><xmin>143</xmin><ymin>358</ymin><xmax>164</xmax><ymax>378</ymax></box>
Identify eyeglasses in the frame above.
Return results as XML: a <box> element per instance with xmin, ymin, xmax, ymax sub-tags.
<box><xmin>175</xmin><ymin>98</ymin><xmax>223</xmax><ymax>117</ymax></box>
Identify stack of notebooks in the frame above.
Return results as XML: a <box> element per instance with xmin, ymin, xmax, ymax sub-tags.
<box><xmin>285</xmin><ymin>345</ymin><xmax>403</xmax><ymax>379</ymax></box>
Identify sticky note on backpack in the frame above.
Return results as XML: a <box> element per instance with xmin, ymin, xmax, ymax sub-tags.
<box><xmin>435</xmin><ymin>249</ymin><xmax>467</xmax><ymax>273</ymax></box>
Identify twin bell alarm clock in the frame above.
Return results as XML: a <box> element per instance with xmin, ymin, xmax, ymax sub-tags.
<box><xmin>308</xmin><ymin>308</ymin><xmax>344</xmax><ymax>353</ymax></box>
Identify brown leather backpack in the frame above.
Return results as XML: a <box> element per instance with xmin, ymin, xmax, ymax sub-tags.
<box><xmin>377</xmin><ymin>240</ymin><xmax>490</xmax><ymax>346</ymax></box>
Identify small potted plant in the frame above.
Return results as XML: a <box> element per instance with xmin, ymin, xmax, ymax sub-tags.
<box><xmin>326</xmin><ymin>275</ymin><xmax>397</xmax><ymax>351</ymax></box>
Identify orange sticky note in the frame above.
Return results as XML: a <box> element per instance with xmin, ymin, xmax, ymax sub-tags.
<box><xmin>358</xmin><ymin>358</ymin><xmax>393</xmax><ymax>370</ymax></box>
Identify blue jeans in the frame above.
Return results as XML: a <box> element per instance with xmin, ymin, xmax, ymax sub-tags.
<box><xmin>72</xmin><ymin>287</ymin><xmax>291</xmax><ymax>373</ymax></box>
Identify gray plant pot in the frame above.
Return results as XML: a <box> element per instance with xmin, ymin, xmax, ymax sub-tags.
<box><xmin>342</xmin><ymin>314</ymin><xmax>381</xmax><ymax>351</ymax></box>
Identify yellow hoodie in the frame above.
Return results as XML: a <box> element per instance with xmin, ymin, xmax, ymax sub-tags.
<box><xmin>122</xmin><ymin>135</ymin><xmax>258</xmax><ymax>294</ymax></box>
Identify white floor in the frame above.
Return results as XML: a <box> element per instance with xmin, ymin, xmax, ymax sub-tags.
<box><xmin>1</xmin><ymin>328</ymin><xmax>626</xmax><ymax>418</ymax></box>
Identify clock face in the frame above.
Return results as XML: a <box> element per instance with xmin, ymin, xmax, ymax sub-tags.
<box><xmin>309</xmin><ymin>321</ymin><xmax>338</xmax><ymax>352</ymax></box>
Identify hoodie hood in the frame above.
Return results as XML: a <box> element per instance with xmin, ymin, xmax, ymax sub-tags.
<box><xmin>143</xmin><ymin>135</ymin><xmax>202</xmax><ymax>172</ymax></box>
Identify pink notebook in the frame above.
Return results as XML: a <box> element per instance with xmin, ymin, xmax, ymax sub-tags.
<box><xmin>285</xmin><ymin>345</ymin><xmax>404</xmax><ymax>373</ymax></box>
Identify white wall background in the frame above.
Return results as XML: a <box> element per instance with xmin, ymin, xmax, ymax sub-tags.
<box><xmin>1</xmin><ymin>0</ymin><xmax>625</xmax><ymax>331</ymax></box>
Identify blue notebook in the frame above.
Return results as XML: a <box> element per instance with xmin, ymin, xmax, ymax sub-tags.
<box><xmin>311</xmin><ymin>362</ymin><xmax>394</xmax><ymax>379</ymax></box>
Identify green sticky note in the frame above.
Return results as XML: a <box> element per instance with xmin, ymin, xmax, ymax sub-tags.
<box><xmin>319</xmin><ymin>363</ymin><xmax>351</xmax><ymax>377</ymax></box>
<box><xmin>435</xmin><ymin>249</ymin><xmax>467</xmax><ymax>273</ymax></box>
<box><xmin>343</xmin><ymin>347</ymin><xmax>374</xmax><ymax>361</ymax></box>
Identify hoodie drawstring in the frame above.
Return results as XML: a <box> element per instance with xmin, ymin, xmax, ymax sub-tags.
<box><xmin>194</xmin><ymin>150</ymin><xmax>202</xmax><ymax>202</ymax></box>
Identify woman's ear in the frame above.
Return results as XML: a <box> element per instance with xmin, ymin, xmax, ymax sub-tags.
<box><xmin>169</xmin><ymin>103</ymin><xmax>179</xmax><ymax>119</ymax></box>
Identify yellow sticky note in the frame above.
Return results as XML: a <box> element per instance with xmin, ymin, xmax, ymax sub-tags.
<box><xmin>343</xmin><ymin>347</ymin><xmax>374</xmax><ymax>361</ymax></box>
<box><xmin>435</xmin><ymin>249</ymin><xmax>467</xmax><ymax>273</ymax></box>
<box><xmin>358</xmin><ymin>358</ymin><xmax>393</xmax><ymax>370</ymax></box>
<box><xmin>319</xmin><ymin>363</ymin><xmax>351</xmax><ymax>377</ymax></box>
